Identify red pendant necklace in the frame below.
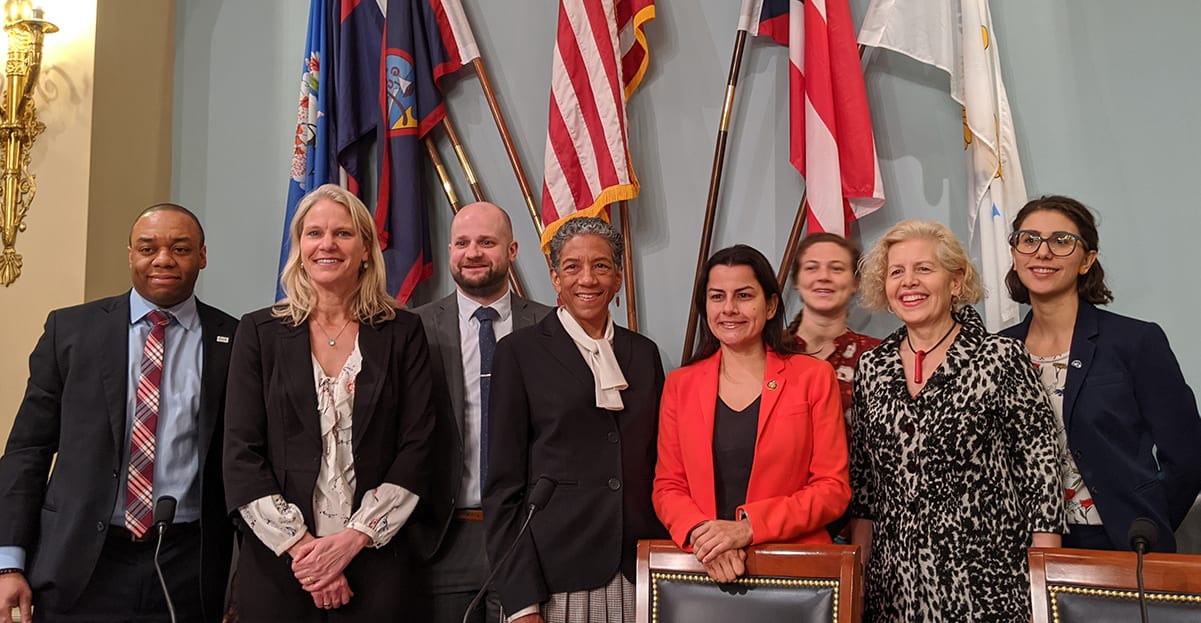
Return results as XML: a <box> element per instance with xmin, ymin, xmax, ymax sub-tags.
<box><xmin>906</xmin><ymin>322</ymin><xmax>958</xmax><ymax>384</ymax></box>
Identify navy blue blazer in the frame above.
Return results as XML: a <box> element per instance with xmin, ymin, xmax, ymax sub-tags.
<box><xmin>1001</xmin><ymin>300</ymin><xmax>1201</xmax><ymax>552</ymax></box>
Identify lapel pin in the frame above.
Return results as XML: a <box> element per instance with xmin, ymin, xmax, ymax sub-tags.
<box><xmin>766</xmin><ymin>380</ymin><xmax>778</xmax><ymax>391</ymax></box>
<box><xmin>217</xmin><ymin>335</ymin><xmax>230</xmax><ymax>343</ymax></box>
<box><xmin>1070</xmin><ymin>359</ymin><xmax>1082</xmax><ymax>368</ymax></box>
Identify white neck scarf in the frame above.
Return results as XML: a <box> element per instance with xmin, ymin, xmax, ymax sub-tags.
<box><xmin>557</xmin><ymin>307</ymin><xmax>628</xmax><ymax>411</ymax></box>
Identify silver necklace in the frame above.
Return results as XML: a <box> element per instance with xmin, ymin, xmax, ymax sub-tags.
<box><xmin>315</xmin><ymin>318</ymin><xmax>353</xmax><ymax>346</ymax></box>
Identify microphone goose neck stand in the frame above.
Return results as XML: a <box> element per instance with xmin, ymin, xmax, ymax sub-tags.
<box><xmin>462</xmin><ymin>477</ymin><xmax>557</xmax><ymax>623</ymax></box>
<box><xmin>152</xmin><ymin>496</ymin><xmax>178</xmax><ymax>623</ymax></box>
<box><xmin>1128</xmin><ymin>517</ymin><xmax>1158</xmax><ymax>623</ymax></box>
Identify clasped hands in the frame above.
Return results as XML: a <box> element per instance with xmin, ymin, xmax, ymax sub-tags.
<box><xmin>690</xmin><ymin>518</ymin><xmax>753</xmax><ymax>583</ymax></box>
<box><xmin>288</xmin><ymin>529</ymin><xmax>370</xmax><ymax>611</ymax></box>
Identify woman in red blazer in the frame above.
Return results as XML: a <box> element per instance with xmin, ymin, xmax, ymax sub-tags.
<box><xmin>653</xmin><ymin>245</ymin><xmax>851</xmax><ymax>583</ymax></box>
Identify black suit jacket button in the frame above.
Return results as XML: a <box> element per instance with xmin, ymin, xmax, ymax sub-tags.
<box><xmin>96</xmin><ymin>521</ymin><xmax>105</xmax><ymax>532</ymax></box>
<box><xmin>112</xmin><ymin>469</ymin><xmax>119</xmax><ymax>478</ymax></box>
<box><xmin>607</xmin><ymin>478</ymin><xmax>621</xmax><ymax>491</ymax></box>
<box><xmin>607</xmin><ymin>432</ymin><xmax>619</xmax><ymax>444</ymax></box>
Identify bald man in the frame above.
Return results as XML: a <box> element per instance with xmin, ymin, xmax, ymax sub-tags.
<box><xmin>412</xmin><ymin>202</ymin><xmax>553</xmax><ymax>623</ymax></box>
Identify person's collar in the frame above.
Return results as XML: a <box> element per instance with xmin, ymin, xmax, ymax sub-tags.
<box><xmin>129</xmin><ymin>289</ymin><xmax>200</xmax><ymax>331</ymax></box>
<box><xmin>456</xmin><ymin>286</ymin><xmax>512</xmax><ymax>324</ymax></box>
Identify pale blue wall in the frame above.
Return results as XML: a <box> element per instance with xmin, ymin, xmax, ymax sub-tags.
<box><xmin>174</xmin><ymin>0</ymin><xmax>1201</xmax><ymax>385</ymax></box>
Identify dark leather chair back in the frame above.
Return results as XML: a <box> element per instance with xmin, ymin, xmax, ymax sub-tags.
<box><xmin>635</xmin><ymin>540</ymin><xmax>862</xmax><ymax>623</ymax></box>
<box><xmin>1029</xmin><ymin>547</ymin><xmax>1201</xmax><ymax>623</ymax></box>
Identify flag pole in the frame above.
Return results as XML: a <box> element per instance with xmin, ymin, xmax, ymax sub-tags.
<box><xmin>424</xmin><ymin>137</ymin><xmax>461</xmax><ymax>211</ymax></box>
<box><xmin>681</xmin><ymin>29</ymin><xmax>751</xmax><ymax>362</ymax></box>
<box><xmin>423</xmin><ymin>133</ymin><xmax>528</xmax><ymax>298</ymax></box>
<box><xmin>470</xmin><ymin>57</ymin><xmax>543</xmax><ymax>238</ymax></box>
<box><xmin>440</xmin><ymin>115</ymin><xmax>485</xmax><ymax>202</ymax></box>
<box><xmin>617</xmin><ymin>201</ymin><xmax>638</xmax><ymax>332</ymax></box>
<box><xmin>775</xmin><ymin>195</ymin><xmax>809</xmax><ymax>289</ymax></box>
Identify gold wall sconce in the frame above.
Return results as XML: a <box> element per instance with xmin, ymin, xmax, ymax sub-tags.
<box><xmin>0</xmin><ymin>0</ymin><xmax>55</xmax><ymax>286</ymax></box>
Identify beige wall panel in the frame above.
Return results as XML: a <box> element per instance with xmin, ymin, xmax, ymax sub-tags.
<box><xmin>86</xmin><ymin>0</ymin><xmax>176</xmax><ymax>300</ymax></box>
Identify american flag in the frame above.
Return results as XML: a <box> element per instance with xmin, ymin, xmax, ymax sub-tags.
<box><xmin>539</xmin><ymin>0</ymin><xmax>655</xmax><ymax>250</ymax></box>
<box><xmin>740</xmin><ymin>0</ymin><xmax>884</xmax><ymax>237</ymax></box>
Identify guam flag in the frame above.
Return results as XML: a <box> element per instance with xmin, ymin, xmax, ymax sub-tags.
<box><xmin>375</xmin><ymin>0</ymin><xmax>472</xmax><ymax>304</ymax></box>
<box><xmin>283</xmin><ymin>0</ymin><xmax>475</xmax><ymax>304</ymax></box>
<box><xmin>279</xmin><ymin>0</ymin><xmax>335</xmax><ymax>301</ymax></box>
<box><xmin>334</xmin><ymin>0</ymin><xmax>384</xmax><ymax>194</ymax></box>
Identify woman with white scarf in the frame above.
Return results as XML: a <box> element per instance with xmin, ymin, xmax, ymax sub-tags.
<box><xmin>483</xmin><ymin>217</ymin><xmax>667</xmax><ymax>623</ymax></box>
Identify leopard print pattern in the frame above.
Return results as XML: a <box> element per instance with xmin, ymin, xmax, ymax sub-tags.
<box><xmin>849</xmin><ymin>306</ymin><xmax>1066</xmax><ymax>622</ymax></box>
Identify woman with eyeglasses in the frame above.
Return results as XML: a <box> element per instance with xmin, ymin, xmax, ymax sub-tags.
<box><xmin>1001</xmin><ymin>195</ymin><xmax>1201</xmax><ymax>552</ymax></box>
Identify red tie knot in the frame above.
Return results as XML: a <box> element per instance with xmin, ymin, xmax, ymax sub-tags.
<box><xmin>147</xmin><ymin>309</ymin><xmax>173</xmax><ymax>327</ymax></box>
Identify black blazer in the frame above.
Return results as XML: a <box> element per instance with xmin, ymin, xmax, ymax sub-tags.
<box><xmin>1001</xmin><ymin>301</ymin><xmax>1201</xmax><ymax>551</ymax></box>
<box><xmin>410</xmin><ymin>292</ymin><xmax>553</xmax><ymax>561</ymax></box>
<box><xmin>222</xmin><ymin>307</ymin><xmax>435</xmax><ymax>608</ymax></box>
<box><xmin>483</xmin><ymin>313</ymin><xmax>668</xmax><ymax>613</ymax></box>
<box><xmin>0</xmin><ymin>292</ymin><xmax>236</xmax><ymax>618</ymax></box>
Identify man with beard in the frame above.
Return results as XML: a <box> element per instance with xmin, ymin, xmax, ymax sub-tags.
<box><xmin>412</xmin><ymin>202</ymin><xmax>553</xmax><ymax>623</ymax></box>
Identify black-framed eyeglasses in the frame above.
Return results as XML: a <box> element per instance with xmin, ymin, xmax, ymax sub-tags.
<box><xmin>1008</xmin><ymin>230</ymin><xmax>1089</xmax><ymax>257</ymax></box>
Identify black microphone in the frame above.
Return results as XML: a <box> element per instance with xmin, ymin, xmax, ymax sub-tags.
<box><xmin>1128</xmin><ymin>517</ymin><xmax>1157</xmax><ymax>553</ymax></box>
<box><xmin>1127</xmin><ymin>518</ymin><xmax>1159</xmax><ymax>623</ymax></box>
<box><xmin>527</xmin><ymin>475</ymin><xmax>557</xmax><ymax>513</ymax></box>
<box><xmin>153</xmin><ymin>496</ymin><xmax>178</xmax><ymax>623</ymax></box>
<box><xmin>462</xmin><ymin>476</ymin><xmax>557</xmax><ymax>623</ymax></box>
<box><xmin>153</xmin><ymin>496</ymin><xmax>177</xmax><ymax>534</ymax></box>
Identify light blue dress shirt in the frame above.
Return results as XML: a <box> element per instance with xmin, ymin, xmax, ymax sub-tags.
<box><xmin>0</xmin><ymin>291</ymin><xmax>205</xmax><ymax>571</ymax></box>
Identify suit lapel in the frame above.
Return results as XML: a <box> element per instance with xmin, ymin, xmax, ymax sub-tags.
<box><xmin>103</xmin><ymin>294</ymin><xmax>132</xmax><ymax>455</ymax></box>
<box><xmin>279</xmin><ymin>321</ymin><xmax>322</xmax><ymax>442</ymax></box>
<box><xmin>436</xmin><ymin>295</ymin><xmax>467</xmax><ymax>437</ymax></box>
<box><xmin>613</xmin><ymin>325</ymin><xmax>634</xmax><ymax>396</ymax></box>
<box><xmin>542</xmin><ymin>313</ymin><xmax>595</xmax><ymax>389</ymax></box>
<box><xmin>1063</xmin><ymin>302</ymin><xmax>1099</xmax><ymax>432</ymax></box>
<box><xmin>352</xmin><ymin>320</ymin><xmax>388</xmax><ymax>451</ymax></box>
<box><xmin>196</xmin><ymin>302</ymin><xmax>234</xmax><ymax>467</ymax></box>
<box><xmin>694</xmin><ymin>353</ymin><xmax>720</xmax><ymax>514</ymax></box>
<box><xmin>756</xmin><ymin>350</ymin><xmax>788</xmax><ymax>443</ymax></box>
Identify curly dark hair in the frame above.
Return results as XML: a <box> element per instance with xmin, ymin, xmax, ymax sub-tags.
<box><xmin>1005</xmin><ymin>195</ymin><xmax>1113</xmax><ymax>305</ymax></box>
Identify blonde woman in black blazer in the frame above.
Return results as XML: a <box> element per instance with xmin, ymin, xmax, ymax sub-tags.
<box><xmin>223</xmin><ymin>185</ymin><xmax>435</xmax><ymax>622</ymax></box>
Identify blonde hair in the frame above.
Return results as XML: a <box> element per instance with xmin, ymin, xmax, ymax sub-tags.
<box><xmin>273</xmin><ymin>184</ymin><xmax>397</xmax><ymax>326</ymax></box>
<box><xmin>858</xmin><ymin>219</ymin><xmax>982</xmax><ymax>312</ymax></box>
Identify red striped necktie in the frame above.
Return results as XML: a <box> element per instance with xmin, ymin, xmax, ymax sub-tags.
<box><xmin>125</xmin><ymin>309</ymin><xmax>173</xmax><ymax>538</ymax></box>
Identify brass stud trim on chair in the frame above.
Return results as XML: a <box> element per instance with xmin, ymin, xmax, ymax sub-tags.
<box><xmin>1048</xmin><ymin>584</ymin><xmax>1201</xmax><ymax>623</ymax></box>
<box><xmin>650</xmin><ymin>571</ymin><xmax>840</xmax><ymax>623</ymax></box>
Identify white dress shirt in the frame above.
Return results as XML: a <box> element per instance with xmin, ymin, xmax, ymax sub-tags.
<box><xmin>456</xmin><ymin>287</ymin><xmax>514</xmax><ymax>509</ymax></box>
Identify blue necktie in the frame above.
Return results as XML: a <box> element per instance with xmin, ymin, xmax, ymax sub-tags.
<box><xmin>474</xmin><ymin>306</ymin><xmax>500</xmax><ymax>499</ymax></box>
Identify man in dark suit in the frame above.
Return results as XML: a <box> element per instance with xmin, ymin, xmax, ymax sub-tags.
<box><xmin>0</xmin><ymin>204</ymin><xmax>236</xmax><ymax>623</ymax></box>
<box><xmin>413</xmin><ymin>201</ymin><xmax>553</xmax><ymax>623</ymax></box>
